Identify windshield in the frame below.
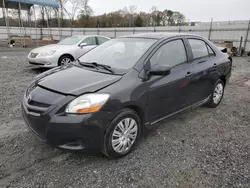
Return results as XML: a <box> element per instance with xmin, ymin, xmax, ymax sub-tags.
<box><xmin>58</xmin><ymin>36</ymin><xmax>83</xmax><ymax>45</ymax></box>
<box><xmin>78</xmin><ymin>38</ymin><xmax>156</xmax><ymax>70</ymax></box>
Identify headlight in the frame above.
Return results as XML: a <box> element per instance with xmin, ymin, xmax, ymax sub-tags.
<box><xmin>65</xmin><ymin>93</ymin><xmax>110</xmax><ymax>114</ymax></box>
<box><xmin>26</xmin><ymin>82</ymin><xmax>36</xmax><ymax>96</ymax></box>
<box><xmin>38</xmin><ymin>50</ymin><xmax>56</xmax><ymax>57</ymax></box>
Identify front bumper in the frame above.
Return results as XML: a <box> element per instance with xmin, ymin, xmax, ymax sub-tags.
<box><xmin>21</xmin><ymin>86</ymin><xmax>114</xmax><ymax>153</ymax></box>
<box><xmin>27</xmin><ymin>55</ymin><xmax>58</xmax><ymax>68</ymax></box>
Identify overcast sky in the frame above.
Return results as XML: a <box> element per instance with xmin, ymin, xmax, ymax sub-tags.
<box><xmin>88</xmin><ymin>0</ymin><xmax>250</xmax><ymax>22</ymax></box>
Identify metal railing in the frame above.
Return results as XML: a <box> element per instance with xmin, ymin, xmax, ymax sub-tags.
<box><xmin>0</xmin><ymin>20</ymin><xmax>249</xmax><ymax>50</ymax></box>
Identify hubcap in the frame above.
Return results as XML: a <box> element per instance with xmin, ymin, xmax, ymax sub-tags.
<box><xmin>61</xmin><ymin>58</ymin><xmax>71</xmax><ymax>65</ymax></box>
<box><xmin>213</xmin><ymin>83</ymin><xmax>223</xmax><ymax>104</ymax></box>
<box><xmin>111</xmin><ymin>118</ymin><xmax>138</xmax><ymax>154</ymax></box>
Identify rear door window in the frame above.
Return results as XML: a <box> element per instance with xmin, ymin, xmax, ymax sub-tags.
<box><xmin>188</xmin><ymin>39</ymin><xmax>209</xmax><ymax>60</ymax></box>
<box><xmin>98</xmin><ymin>37</ymin><xmax>109</xmax><ymax>45</ymax></box>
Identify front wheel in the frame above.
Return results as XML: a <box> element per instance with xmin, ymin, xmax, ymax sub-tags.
<box><xmin>58</xmin><ymin>55</ymin><xmax>74</xmax><ymax>66</ymax></box>
<box><xmin>102</xmin><ymin>109</ymin><xmax>141</xmax><ymax>158</ymax></box>
<box><xmin>206</xmin><ymin>80</ymin><xmax>225</xmax><ymax>108</ymax></box>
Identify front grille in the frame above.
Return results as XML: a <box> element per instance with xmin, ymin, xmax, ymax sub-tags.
<box><xmin>30</xmin><ymin>52</ymin><xmax>39</xmax><ymax>58</ymax></box>
<box><xmin>24</xmin><ymin>85</ymin><xmax>62</xmax><ymax>115</ymax></box>
<box><xmin>28</xmin><ymin>100</ymin><xmax>51</xmax><ymax>108</ymax></box>
<box><xmin>24</xmin><ymin>96</ymin><xmax>51</xmax><ymax>115</ymax></box>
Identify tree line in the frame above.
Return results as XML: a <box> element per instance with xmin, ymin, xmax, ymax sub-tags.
<box><xmin>0</xmin><ymin>0</ymin><xmax>187</xmax><ymax>28</ymax></box>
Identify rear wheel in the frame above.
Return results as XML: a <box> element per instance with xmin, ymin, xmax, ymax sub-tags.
<box><xmin>206</xmin><ymin>80</ymin><xmax>225</xmax><ymax>108</ymax></box>
<box><xmin>58</xmin><ymin>55</ymin><xmax>74</xmax><ymax>66</ymax></box>
<box><xmin>102</xmin><ymin>109</ymin><xmax>141</xmax><ymax>158</ymax></box>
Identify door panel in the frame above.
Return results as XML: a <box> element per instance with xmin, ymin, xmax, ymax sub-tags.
<box><xmin>147</xmin><ymin>63</ymin><xmax>195</xmax><ymax>122</ymax></box>
<box><xmin>146</xmin><ymin>39</ymin><xmax>196</xmax><ymax>122</ymax></box>
<box><xmin>190</xmin><ymin>58</ymin><xmax>219</xmax><ymax>102</ymax></box>
<box><xmin>187</xmin><ymin>39</ymin><xmax>219</xmax><ymax>103</ymax></box>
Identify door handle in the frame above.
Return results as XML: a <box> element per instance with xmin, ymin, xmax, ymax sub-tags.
<box><xmin>213</xmin><ymin>63</ymin><xmax>218</xmax><ymax>68</ymax></box>
<box><xmin>185</xmin><ymin>71</ymin><xmax>193</xmax><ymax>77</ymax></box>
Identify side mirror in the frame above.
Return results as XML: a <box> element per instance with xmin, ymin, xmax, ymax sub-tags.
<box><xmin>221</xmin><ymin>47</ymin><xmax>227</xmax><ymax>53</ymax></box>
<box><xmin>148</xmin><ymin>65</ymin><xmax>171</xmax><ymax>76</ymax></box>
<box><xmin>79</xmin><ymin>43</ymin><xmax>87</xmax><ymax>48</ymax></box>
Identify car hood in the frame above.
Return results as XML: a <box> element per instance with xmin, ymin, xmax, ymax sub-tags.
<box><xmin>36</xmin><ymin>66</ymin><xmax>122</xmax><ymax>96</ymax></box>
<box><xmin>31</xmin><ymin>44</ymin><xmax>74</xmax><ymax>53</ymax></box>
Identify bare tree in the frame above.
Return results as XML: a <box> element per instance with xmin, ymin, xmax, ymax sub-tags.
<box><xmin>121</xmin><ymin>5</ymin><xmax>137</xmax><ymax>27</ymax></box>
<box><xmin>120</xmin><ymin>7</ymin><xmax>129</xmax><ymax>26</ymax></box>
<box><xmin>81</xmin><ymin>0</ymin><xmax>93</xmax><ymax>17</ymax></box>
<box><xmin>57</xmin><ymin>0</ymin><xmax>68</xmax><ymax>27</ymax></box>
<box><xmin>128</xmin><ymin>5</ymin><xmax>136</xmax><ymax>27</ymax></box>
<box><xmin>150</xmin><ymin>6</ymin><xmax>157</xmax><ymax>26</ymax></box>
<box><xmin>128</xmin><ymin>5</ymin><xmax>137</xmax><ymax>15</ymax></box>
<box><xmin>162</xmin><ymin>9</ymin><xmax>168</xmax><ymax>26</ymax></box>
<box><xmin>122</xmin><ymin>7</ymin><xmax>129</xmax><ymax>15</ymax></box>
<box><xmin>64</xmin><ymin>0</ymin><xmax>79</xmax><ymax>31</ymax></box>
<box><xmin>64</xmin><ymin>0</ymin><xmax>93</xmax><ymax>34</ymax></box>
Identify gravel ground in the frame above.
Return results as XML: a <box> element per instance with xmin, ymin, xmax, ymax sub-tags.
<box><xmin>0</xmin><ymin>49</ymin><xmax>250</xmax><ymax>188</ymax></box>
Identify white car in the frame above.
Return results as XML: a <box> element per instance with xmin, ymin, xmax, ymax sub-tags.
<box><xmin>27</xmin><ymin>35</ymin><xmax>110</xmax><ymax>68</ymax></box>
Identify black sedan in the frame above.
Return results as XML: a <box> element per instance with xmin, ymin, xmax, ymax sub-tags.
<box><xmin>22</xmin><ymin>33</ymin><xmax>232</xmax><ymax>158</ymax></box>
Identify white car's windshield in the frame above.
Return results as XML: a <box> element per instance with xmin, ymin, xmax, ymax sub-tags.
<box><xmin>58</xmin><ymin>36</ymin><xmax>83</xmax><ymax>45</ymax></box>
<box><xmin>79</xmin><ymin>38</ymin><xmax>156</xmax><ymax>70</ymax></box>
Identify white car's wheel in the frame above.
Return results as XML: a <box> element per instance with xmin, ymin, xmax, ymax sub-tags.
<box><xmin>58</xmin><ymin>55</ymin><xmax>74</xmax><ymax>66</ymax></box>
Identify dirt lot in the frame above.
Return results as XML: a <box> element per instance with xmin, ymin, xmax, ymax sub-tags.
<box><xmin>0</xmin><ymin>49</ymin><xmax>250</xmax><ymax>188</ymax></box>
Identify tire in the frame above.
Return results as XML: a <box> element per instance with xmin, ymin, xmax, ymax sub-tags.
<box><xmin>58</xmin><ymin>55</ymin><xmax>74</xmax><ymax>66</ymax></box>
<box><xmin>206</xmin><ymin>79</ymin><xmax>225</xmax><ymax>108</ymax></box>
<box><xmin>102</xmin><ymin>109</ymin><xmax>142</xmax><ymax>158</ymax></box>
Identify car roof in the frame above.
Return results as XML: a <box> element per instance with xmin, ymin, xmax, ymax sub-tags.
<box><xmin>119</xmin><ymin>32</ymin><xmax>202</xmax><ymax>40</ymax></box>
<box><xmin>68</xmin><ymin>35</ymin><xmax>110</xmax><ymax>39</ymax></box>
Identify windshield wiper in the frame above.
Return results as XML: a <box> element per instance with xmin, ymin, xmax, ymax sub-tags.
<box><xmin>91</xmin><ymin>62</ymin><xmax>114</xmax><ymax>73</ymax></box>
<box><xmin>77</xmin><ymin>60</ymin><xmax>96</xmax><ymax>68</ymax></box>
<box><xmin>78</xmin><ymin>61</ymin><xmax>114</xmax><ymax>73</ymax></box>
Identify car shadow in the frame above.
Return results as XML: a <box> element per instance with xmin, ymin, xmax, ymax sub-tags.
<box><xmin>26</xmin><ymin>67</ymin><xmax>50</xmax><ymax>75</ymax></box>
<box><xmin>142</xmin><ymin>105</ymin><xmax>205</xmax><ymax>142</ymax></box>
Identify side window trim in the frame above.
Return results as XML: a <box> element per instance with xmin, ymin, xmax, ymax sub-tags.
<box><xmin>95</xmin><ymin>37</ymin><xmax>98</xmax><ymax>45</ymax></box>
<box><xmin>148</xmin><ymin>38</ymin><xmax>189</xmax><ymax>68</ymax></box>
<box><xmin>206</xmin><ymin>43</ymin><xmax>216</xmax><ymax>57</ymax></box>
<box><xmin>182</xmin><ymin>37</ymin><xmax>193</xmax><ymax>63</ymax></box>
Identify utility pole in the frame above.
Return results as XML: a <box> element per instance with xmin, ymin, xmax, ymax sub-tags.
<box><xmin>208</xmin><ymin>18</ymin><xmax>213</xmax><ymax>40</ymax></box>
<box><xmin>243</xmin><ymin>20</ymin><xmax>250</xmax><ymax>51</ymax></box>
<box><xmin>3</xmin><ymin>0</ymin><xmax>11</xmax><ymax>46</ymax></box>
